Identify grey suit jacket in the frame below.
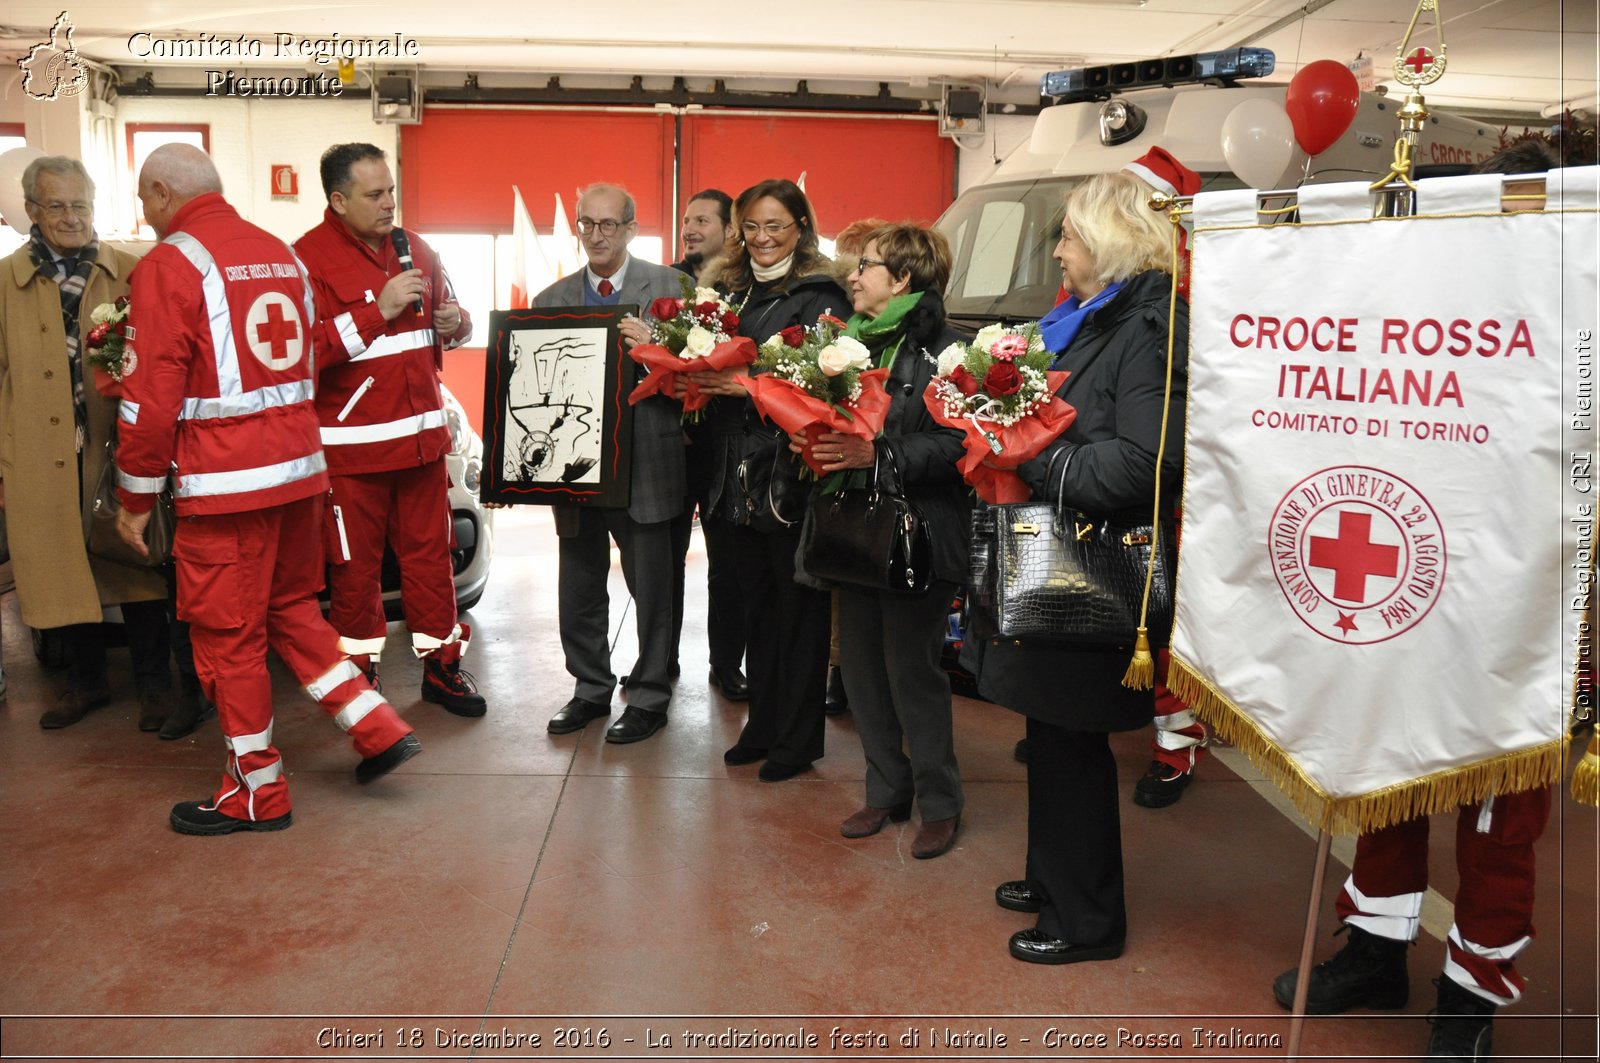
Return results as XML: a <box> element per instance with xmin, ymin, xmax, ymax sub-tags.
<box><xmin>533</xmin><ymin>256</ymin><xmax>687</xmax><ymax>527</ymax></box>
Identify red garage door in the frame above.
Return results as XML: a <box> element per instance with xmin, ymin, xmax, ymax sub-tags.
<box><xmin>681</xmin><ymin>111</ymin><xmax>955</xmax><ymax>236</ymax></box>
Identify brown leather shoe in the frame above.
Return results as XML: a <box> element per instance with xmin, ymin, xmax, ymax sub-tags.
<box><xmin>138</xmin><ymin>689</ymin><xmax>173</xmax><ymax>732</ymax></box>
<box><xmin>840</xmin><ymin>801</ymin><xmax>912</xmax><ymax>839</ymax></box>
<box><xmin>40</xmin><ymin>689</ymin><xmax>111</xmax><ymax>730</ymax></box>
<box><xmin>911</xmin><ymin>814</ymin><xmax>961</xmax><ymax>859</ymax></box>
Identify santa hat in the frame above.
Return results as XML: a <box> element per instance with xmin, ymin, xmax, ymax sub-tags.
<box><xmin>1122</xmin><ymin>146</ymin><xmax>1201</xmax><ymax>198</ymax></box>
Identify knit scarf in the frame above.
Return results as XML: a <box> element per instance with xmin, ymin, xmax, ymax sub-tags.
<box><xmin>844</xmin><ymin>289</ymin><xmax>924</xmax><ymax>372</ymax></box>
<box><xmin>751</xmin><ymin>252</ymin><xmax>795</xmax><ymax>282</ymax></box>
<box><xmin>28</xmin><ymin>225</ymin><xmax>98</xmax><ymax>454</ymax></box>
<box><xmin>1040</xmin><ymin>280</ymin><xmax>1123</xmax><ymax>363</ymax></box>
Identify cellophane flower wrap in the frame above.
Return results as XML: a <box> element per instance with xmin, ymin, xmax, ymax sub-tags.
<box><xmin>627</xmin><ymin>275</ymin><xmax>756</xmax><ymax>421</ymax></box>
<box><xmin>738</xmin><ymin>314</ymin><xmax>892</xmax><ymax>478</ymax></box>
<box><xmin>84</xmin><ymin>296</ymin><xmax>133</xmax><ymax>394</ymax></box>
<box><xmin>922</xmin><ymin>322</ymin><xmax>1076</xmax><ymax>504</ymax></box>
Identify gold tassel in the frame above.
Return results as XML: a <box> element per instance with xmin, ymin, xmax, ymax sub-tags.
<box><xmin>1121</xmin><ymin>628</ymin><xmax>1154</xmax><ymax>690</ymax></box>
<box><xmin>1573</xmin><ymin>733</ymin><xmax>1600</xmax><ymax>809</ymax></box>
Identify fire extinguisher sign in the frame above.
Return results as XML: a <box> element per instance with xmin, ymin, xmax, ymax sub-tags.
<box><xmin>270</xmin><ymin>164</ymin><xmax>299</xmax><ymax>199</ymax></box>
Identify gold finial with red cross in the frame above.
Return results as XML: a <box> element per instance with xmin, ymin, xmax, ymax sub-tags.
<box><xmin>1393</xmin><ymin>0</ymin><xmax>1448</xmax><ymax>87</ymax></box>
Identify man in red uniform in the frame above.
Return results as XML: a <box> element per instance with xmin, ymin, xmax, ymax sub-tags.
<box><xmin>294</xmin><ymin>143</ymin><xmax>485</xmax><ymax>717</ymax></box>
<box><xmin>115</xmin><ymin>144</ymin><xmax>419</xmax><ymax>835</ymax></box>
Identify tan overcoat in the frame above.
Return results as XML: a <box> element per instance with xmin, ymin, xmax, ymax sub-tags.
<box><xmin>0</xmin><ymin>242</ymin><xmax>165</xmax><ymax>628</ymax></box>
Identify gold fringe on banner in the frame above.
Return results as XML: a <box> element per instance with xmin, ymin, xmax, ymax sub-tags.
<box><xmin>1169</xmin><ymin>654</ymin><xmax>1573</xmax><ymax>833</ymax></box>
<box><xmin>1573</xmin><ymin>734</ymin><xmax>1600</xmax><ymax>808</ymax></box>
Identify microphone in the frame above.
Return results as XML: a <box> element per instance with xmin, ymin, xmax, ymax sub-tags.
<box><xmin>390</xmin><ymin>229</ymin><xmax>425</xmax><ymax>316</ymax></box>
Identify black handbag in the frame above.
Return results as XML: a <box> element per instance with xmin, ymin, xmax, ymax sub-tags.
<box><xmin>968</xmin><ymin>450</ymin><xmax>1174</xmax><ymax>645</ymax></box>
<box><xmin>732</xmin><ymin>434</ymin><xmax>807</xmax><ymax>534</ymax></box>
<box><xmin>87</xmin><ymin>437</ymin><xmax>176</xmax><ymax>568</ymax></box>
<box><xmin>800</xmin><ymin>452</ymin><xmax>932</xmax><ymax>596</ymax></box>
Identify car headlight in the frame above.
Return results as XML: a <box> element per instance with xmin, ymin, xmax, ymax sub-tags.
<box><xmin>463</xmin><ymin>457</ymin><xmax>481</xmax><ymax>495</ymax></box>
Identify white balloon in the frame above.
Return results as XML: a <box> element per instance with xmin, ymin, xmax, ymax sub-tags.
<box><xmin>1220</xmin><ymin>98</ymin><xmax>1296</xmax><ymax>191</ymax></box>
<box><xmin>0</xmin><ymin>146</ymin><xmax>47</xmax><ymax>235</ymax></box>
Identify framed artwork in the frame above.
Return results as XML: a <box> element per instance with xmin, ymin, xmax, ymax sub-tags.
<box><xmin>479</xmin><ymin>305</ymin><xmax>636</xmax><ymax>506</ymax></box>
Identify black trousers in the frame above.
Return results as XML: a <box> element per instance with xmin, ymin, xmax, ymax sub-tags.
<box><xmin>1024</xmin><ymin>718</ymin><xmax>1127</xmax><ymax>946</ymax></box>
<box><xmin>58</xmin><ymin>597</ymin><xmax>171</xmax><ymax>696</ymax></box>
<box><xmin>731</xmin><ymin>522</ymin><xmax>829</xmax><ymax>766</ymax></box>
<box><xmin>669</xmin><ymin>503</ymin><xmax>745</xmax><ymax>675</ymax></box>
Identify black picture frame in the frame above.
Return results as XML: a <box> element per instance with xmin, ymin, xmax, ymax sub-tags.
<box><xmin>480</xmin><ymin>305</ymin><xmax>636</xmax><ymax>507</ymax></box>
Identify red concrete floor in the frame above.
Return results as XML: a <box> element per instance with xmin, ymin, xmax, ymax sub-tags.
<box><xmin>0</xmin><ymin>509</ymin><xmax>1594</xmax><ymax>1061</ymax></box>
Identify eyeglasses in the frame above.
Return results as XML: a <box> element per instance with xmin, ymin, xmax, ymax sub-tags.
<box><xmin>855</xmin><ymin>257</ymin><xmax>888</xmax><ymax>276</ymax></box>
<box><xmin>27</xmin><ymin>199</ymin><xmax>92</xmax><ymax>219</ymax></box>
<box><xmin>576</xmin><ymin>218</ymin><xmax>629</xmax><ymax>236</ymax></box>
<box><xmin>741</xmin><ymin>220</ymin><xmax>796</xmax><ymax>238</ymax></box>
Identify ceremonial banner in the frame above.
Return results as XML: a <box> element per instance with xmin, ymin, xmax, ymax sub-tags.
<box><xmin>1170</xmin><ymin>168</ymin><xmax>1599</xmax><ymax>831</ymax></box>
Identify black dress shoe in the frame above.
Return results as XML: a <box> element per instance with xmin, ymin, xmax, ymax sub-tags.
<box><xmin>1133</xmin><ymin>759</ymin><xmax>1194</xmax><ymax>808</ymax></box>
<box><xmin>170</xmin><ymin>800</ymin><xmax>292</xmax><ymax>836</ymax></box>
<box><xmin>709</xmin><ymin>666</ymin><xmax>749</xmax><ymax>702</ymax></box>
<box><xmin>1008</xmin><ymin>928</ymin><xmax>1123</xmax><ymax>965</ymax></box>
<box><xmin>356</xmin><ymin>734</ymin><xmax>422</xmax><ymax>784</ymax></box>
<box><xmin>758</xmin><ymin>759</ymin><xmax>812</xmax><ymax>782</ymax></box>
<box><xmin>995</xmin><ymin>880</ymin><xmax>1044</xmax><ymax>913</ymax></box>
<box><xmin>548</xmin><ymin>696</ymin><xmax>610</xmax><ymax>734</ymax></box>
<box><xmin>605</xmin><ymin>706</ymin><xmax>668</xmax><ymax>744</ymax></box>
<box><xmin>723</xmin><ymin>743</ymin><xmax>767</xmax><ymax>765</ymax></box>
<box><xmin>823</xmin><ymin>665</ymin><xmax>847</xmax><ymax>715</ymax></box>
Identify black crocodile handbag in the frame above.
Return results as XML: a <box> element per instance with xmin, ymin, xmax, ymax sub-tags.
<box><xmin>968</xmin><ymin>452</ymin><xmax>1173</xmax><ymax>645</ymax></box>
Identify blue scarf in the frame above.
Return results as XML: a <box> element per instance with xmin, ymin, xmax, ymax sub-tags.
<box><xmin>1040</xmin><ymin>281</ymin><xmax>1123</xmax><ymax>364</ymax></box>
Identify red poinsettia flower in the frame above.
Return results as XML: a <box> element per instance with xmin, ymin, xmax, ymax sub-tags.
<box><xmin>984</xmin><ymin>361</ymin><xmax>1022</xmax><ymax>397</ymax></box>
<box><xmin>948</xmin><ymin>365</ymin><xmax>980</xmax><ymax>397</ymax></box>
<box><xmin>779</xmin><ymin>325</ymin><xmax>806</xmax><ymax>347</ymax></box>
<box><xmin>720</xmin><ymin>311</ymin><xmax>740</xmax><ymax>334</ymax></box>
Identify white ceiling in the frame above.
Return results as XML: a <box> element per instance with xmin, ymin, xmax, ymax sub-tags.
<box><xmin>2</xmin><ymin>0</ymin><xmax>1595</xmax><ymax>118</ymax></box>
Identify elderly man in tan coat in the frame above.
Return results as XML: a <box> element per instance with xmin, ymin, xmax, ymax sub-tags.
<box><xmin>0</xmin><ymin>155</ymin><xmax>191</xmax><ymax>733</ymax></box>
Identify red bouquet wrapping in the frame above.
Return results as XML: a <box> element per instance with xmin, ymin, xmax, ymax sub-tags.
<box><xmin>740</xmin><ymin>367</ymin><xmax>893</xmax><ymax>478</ymax></box>
<box><xmin>627</xmin><ymin>335</ymin><xmax>757</xmax><ymax>413</ymax></box>
<box><xmin>923</xmin><ymin>369</ymin><xmax>1075</xmax><ymax>503</ymax></box>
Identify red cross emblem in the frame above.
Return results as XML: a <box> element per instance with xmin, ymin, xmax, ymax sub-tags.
<box><xmin>1308</xmin><ymin>510</ymin><xmax>1400</xmax><ymax>603</ymax></box>
<box><xmin>243</xmin><ymin>292</ymin><xmax>305</xmax><ymax>371</ymax></box>
<box><xmin>1404</xmin><ymin>47</ymin><xmax>1434</xmax><ymax>75</ymax></box>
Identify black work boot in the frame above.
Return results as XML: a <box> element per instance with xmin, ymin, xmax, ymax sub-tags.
<box><xmin>1425</xmin><ymin>976</ymin><xmax>1496</xmax><ymax>1060</ymax></box>
<box><xmin>1272</xmin><ymin>924</ymin><xmax>1411</xmax><ymax>1014</ymax></box>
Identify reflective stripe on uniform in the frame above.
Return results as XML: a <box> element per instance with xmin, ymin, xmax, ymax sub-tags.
<box><xmin>306</xmin><ymin>659</ymin><xmax>362</xmax><ymax>702</ymax></box>
<box><xmin>224</xmin><ymin>721</ymin><xmax>275</xmax><ymax>757</ymax></box>
<box><xmin>117</xmin><ymin>470</ymin><xmax>168</xmax><ymax>494</ymax></box>
<box><xmin>119</xmin><ymin>400</ymin><xmax>139</xmax><ymax>425</ymax></box>
<box><xmin>350</xmin><ymin>328</ymin><xmax>436</xmax><ymax>362</ymax></box>
<box><xmin>333</xmin><ymin>689</ymin><xmax>385</xmax><ymax>732</ymax></box>
<box><xmin>173</xmin><ymin>451</ymin><xmax>327</xmax><ymax>499</ymax></box>
<box><xmin>242</xmin><ymin>760</ymin><xmax>284</xmax><ymax>791</ymax></box>
<box><xmin>181</xmin><ymin>379</ymin><xmax>316</xmax><ymax>421</ymax></box>
<box><xmin>164</xmin><ymin>232</ymin><xmax>243</xmax><ymax>398</ymax></box>
<box><xmin>320</xmin><ymin>408</ymin><xmax>446</xmax><ymax>447</ymax></box>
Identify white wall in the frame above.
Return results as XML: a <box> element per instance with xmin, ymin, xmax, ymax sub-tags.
<box><xmin>114</xmin><ymin>96</ymin><xmax>399</xmax><ymax>244</ymax></box>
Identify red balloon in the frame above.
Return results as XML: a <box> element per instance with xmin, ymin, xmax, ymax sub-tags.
<box><xmin>1285</xmin><ymin>59</ymin><xmax>1361</xmax><ymax>156</ymax></box>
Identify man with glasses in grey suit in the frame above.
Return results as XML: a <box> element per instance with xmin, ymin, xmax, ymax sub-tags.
<box><xmin>535</xmin><ymin>183</ymin><xmax>686</xmax><ymax>744</ymax></box>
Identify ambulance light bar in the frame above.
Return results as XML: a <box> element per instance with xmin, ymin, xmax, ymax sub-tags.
<box><xmin>1042</xmin><ymin>48</ymin><xmax>1275</xmax><ymax>103</ymax></box>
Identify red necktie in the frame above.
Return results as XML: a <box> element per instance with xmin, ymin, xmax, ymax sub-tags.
<box><xmin>597</xmin><ymin>279</ymin><xmax>614</xmax><ymax>297</ymax></box>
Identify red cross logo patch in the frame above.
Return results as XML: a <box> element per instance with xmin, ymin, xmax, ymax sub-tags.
<box><xmin>243</xmin><ymin>292</ymin><xmax>305</xmax><ymax>371</ymax></box>
<box><xmin>1268</xmin><ymin>465</ymin><xmax>1447</xmax><ymax>645</ymax></box>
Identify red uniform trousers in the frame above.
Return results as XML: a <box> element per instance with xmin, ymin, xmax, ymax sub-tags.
<box><xmin>1335</xmin><ymin>785</ymin><xmax>1553</xmax><ymax>1005</ymax></box>
<box><xmin>326</xmin><ymin>461</ymin><xmax>460</xmax><ymax>660</ymax></box>
<box><xmin>176</xmin><ymin>494</ymin><xmax>413</xmax><ymax>821</ymax></box>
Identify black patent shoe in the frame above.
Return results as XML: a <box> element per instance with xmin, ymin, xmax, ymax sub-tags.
<box><xmin>170</xmin><ymin>800</ymin><xmax>292</xmax><ymax>836</ymax></box>
<box><xmin>709</xmin><ymin>666</ymin><xmax>749</xmax><ymax>701</ymax></box>
<box><xmin>548</xmin><ymin>696</ymin><xmax>610</xmax><ymax>734</ymax></box>
<box><xmin>605</xmin><ymin>706</ymin><xmax>668</xmax><ymax>744</ymax></box>
<box><xmin>355</xmin><ymin>734</ymin><xmax>422</xmax><ymax>784</ymax></box>
<box><xmin>995</xmin><ymin>880</ymin><xmax>1044</xmax><ymax>913</ymax></box>
<box><xmin>723</xmin><ymin>743</ymin><xmax>767</xmax><ymax>765</ymax></box>
<box><xmin>1008</xmin><ymin>929</ymin><xmax>1123</xmax><ymax>965</ymax></box>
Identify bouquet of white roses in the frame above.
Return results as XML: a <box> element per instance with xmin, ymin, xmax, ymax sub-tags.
<box><xmin>923</xmin><ymin>322</ymin><xmax>1077</xmax><ymax>504</ymax></box>
<box><xmin>629</xmin><ymin>276</ymin><xmax>756</xmax><ymax>420</ymax></box>
<box><xmin>740</xmin><ymin>315</ymin><xmax>893</xmax><ymax>478</ymax></box>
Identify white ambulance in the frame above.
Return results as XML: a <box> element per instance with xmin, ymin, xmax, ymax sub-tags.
<box><xmin>936</xmin><ymin>49</ymin><xmax>1502</xmax><ymax>331</ymax></box>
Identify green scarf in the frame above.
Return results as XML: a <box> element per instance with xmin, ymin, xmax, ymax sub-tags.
<box><xmin>844</xmin><ymin>289</ymin><xmax>924</xmax><ymax>372</ymax></box>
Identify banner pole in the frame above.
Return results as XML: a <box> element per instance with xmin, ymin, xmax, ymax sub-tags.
<box><xmin>1286</xmin><ymin>825</ymin><xmax>1334</xmax><ymax>1059</ymax></box>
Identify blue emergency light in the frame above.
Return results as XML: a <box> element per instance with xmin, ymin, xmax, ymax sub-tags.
<box><xmin>1041</xmin><ymin>48</ymin><xmax>1276</xmax><ymax>103</ymax></box>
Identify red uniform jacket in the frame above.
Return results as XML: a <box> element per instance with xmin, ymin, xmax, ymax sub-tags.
<box><xmin>294</xmin><ymin>211</ymin><xmax>470</xmax><ymax>476</ymax></box>
<box><xmin>116</xmin><ymin>193</ymin><xmax>327</xmax><ymax>517</ymax></box>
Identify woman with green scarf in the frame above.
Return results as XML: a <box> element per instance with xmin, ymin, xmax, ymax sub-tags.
<box><xmin>798</xmin><ymin>223</ymin><xmax>971</xmax><ymax>859</ymax></box>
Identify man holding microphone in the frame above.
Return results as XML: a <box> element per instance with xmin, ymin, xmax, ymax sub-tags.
<box><xmin>295</xmin><ymin>143</ymin><xmax>487</xmax><ymax>717</ymax></box>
